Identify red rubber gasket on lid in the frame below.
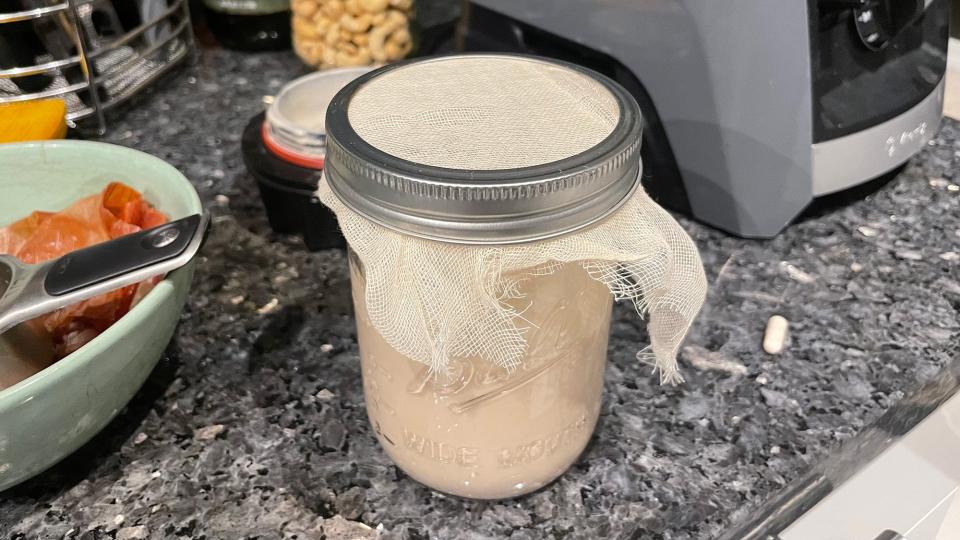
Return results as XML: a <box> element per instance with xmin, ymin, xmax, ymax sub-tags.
<box><xmin>261</xmin><ymin>120</ymin><xmax>325</xmax><ymax>170</ymax></box>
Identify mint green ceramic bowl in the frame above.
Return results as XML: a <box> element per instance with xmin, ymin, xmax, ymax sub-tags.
<box><xmin>0</xmin><ymin>140</ymin><xmax>201</xmax><ymax>492</ymax></box>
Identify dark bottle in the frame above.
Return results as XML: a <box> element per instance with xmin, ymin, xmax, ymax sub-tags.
<box><xmin>202</xmin><ymin>0</ymin><xmax>291</xmax><ymax>51</ymax></box>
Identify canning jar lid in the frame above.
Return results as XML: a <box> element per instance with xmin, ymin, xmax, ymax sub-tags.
<box><xmin>264</xmin><ymin>67</ymin><xmax>375</xmax><ymax>169</ymax></box>
<box><xmin>322</xmin><ymin>54</ymin><xmax>644</xmax><ymax>244</ymax></box>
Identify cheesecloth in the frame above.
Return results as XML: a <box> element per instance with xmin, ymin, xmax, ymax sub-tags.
<box><xmin>317</xmin><ymin>55</ymin><xmax>707</xmax><ymax>384</ymax></box>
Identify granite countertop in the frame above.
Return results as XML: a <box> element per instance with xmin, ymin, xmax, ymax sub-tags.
<box><xmin>1</xmin><ymin>47</ymin><xmax>959</xmax><ymax>540</ymax></box>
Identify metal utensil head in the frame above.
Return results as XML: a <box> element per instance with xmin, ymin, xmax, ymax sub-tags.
<box><xmin>0</xmin><ymin>321</ymin><xmax>56</xmax><ymax>391</ymax></box>
<box><xmin>0</xmin><ymin>256</ymin><xmax>11</xmax><ymax>300</ymax></box>
<box><xmin>0</xmin><ymin>252</ymin><xmax>45</xmax><ymax>336</ymax></box>
<box><xmin>0</xmin><ymin>256</ymin><xmax>56</xmax><ymax>390</ymax></box>
<box><xmin>0</xmin><ymin>213</ymin><xmax>207</xmax><ymax>335</ymax></box>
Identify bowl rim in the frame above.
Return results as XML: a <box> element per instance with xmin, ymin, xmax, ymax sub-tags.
<box><xmin>0</xmin><ymin>140</ymin><xmax>203</xmax><ymax>404</ymax></box>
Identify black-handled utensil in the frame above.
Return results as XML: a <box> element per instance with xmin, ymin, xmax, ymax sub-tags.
<box><xmin>0</xmin><ymin>213</ymin><xmax>208</xmax><ymax>335</ymax></box>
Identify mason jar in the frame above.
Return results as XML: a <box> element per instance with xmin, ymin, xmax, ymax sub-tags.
<box><xmin>319</xmin><ymin>54</ymin><xmax>674</xmax><ymax>499</ymax></box>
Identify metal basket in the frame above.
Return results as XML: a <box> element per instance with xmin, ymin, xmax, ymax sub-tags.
<box><xmin>0</xmin><ymin>0</ymin><xmax>194</xmax><ymax>134</ymax></box>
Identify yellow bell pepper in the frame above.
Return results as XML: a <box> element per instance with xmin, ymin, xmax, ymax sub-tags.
<box><xmin>0</xmin><ymin>99</ymin><xmax>68</xmax><ymax>143</ymax></box>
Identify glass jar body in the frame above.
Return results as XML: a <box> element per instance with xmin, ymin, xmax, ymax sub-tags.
<box><xmin>348</xmin><ymin>249</ymin><xmax>612</xmax><ymax>499</ymax></box>
<box><xmin>291</xmin><ymin>0</ymin><xmax>416</xmax><ymax>69</ymax></box>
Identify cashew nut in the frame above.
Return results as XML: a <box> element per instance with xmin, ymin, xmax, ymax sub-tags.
<box><xmin>293</xmin><ymin>15</ymin><xmax>320</xmax><ymax>40</ymax></box>
<box><xmin>335</xmin><ymin>48</ymin><xmax>372</xmax><ymax>67</ymax></box>
<box><xmin>384</xmin><ymin>40</ymin><xmax>401</xmax><ymax>60</ymax></box>
<box><xmin>315</xmin><ymin>15</ymin><xmax>332</xmax><ymax>33</ymax></box>
<box><xmin>368</xmin><ymin>10</ymin><xmax>408</xmax><ymax>62</ymax></box>
<box><xmin>389</xmin><ymin>0</ymin><xmax>412</xmax><ymax>10</ymax></box>
<box><xmin>321</xmin><ymin>0</ymin><xmax>344</xmax><ymax>19</ymax></box>
<box><xmin>345</xmin><ymin>0</ymin><xmax>364</xmax><ymax>16</ymax></box>
<box><xmin>339</xmin><ymin>12</ymin><xmax>372</xmax><ymax>33</ymax></box>
<box><xmin>338</xmin><ymin>42</ymin><xmax>358</xmax><ymax>54</ymax></box>
<box><xmin>360</xmin><ymin>0</ymin><xmax>389</xmax><ymax>12</ymax></box>
<box><xmin>294</xmin><ymin>39</ymin><xmax>325</xmax><ymax>67</ymax></box>
<box><xmin>384</xmin><ymin>35</ymin><xmax>411</xmax><ymax>60</ymax></box>
<box><xmin>368</xmin><ymin>29</ymin><xmax>395</xmax><ymax>62</ymax></box>
<box><xmin>389</xmin><ymin>26</ymin><xmax>410</xmax><ymax>45</ymax></box>
<box><xmin>385</xmin><ymin>8</ymin><xmax>408</xmax><ymax>26</ymax></box>
<box><xmin>371</xmin><ymin>11</ymin><xmax>386</xmax><ymax>25</ymax></box>
<box><xmin>292</xmin><ymin>0</ymin><xmax>317</xmax><ymax>18</ymax></box>
<box><xmin>351</xmin><ymin>32</ymin><xmax>369</xmax><ymax>46</ymax></box>
<box><xmin>324</xmin><ymin>22</ymin><xmax>342</xmax><ymax>47</ymax></box>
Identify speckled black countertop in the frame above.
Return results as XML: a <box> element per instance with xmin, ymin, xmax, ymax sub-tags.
<box><xmin>1</xmin><ymin>47</ymin><xmax>959</xmax><ymax>540</ymax></box>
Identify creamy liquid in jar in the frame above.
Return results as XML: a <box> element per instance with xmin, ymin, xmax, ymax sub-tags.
<box><xmin>350</xmin><ymin>252</ymin><xmax>612</xmax><ymax>499</ymax></box>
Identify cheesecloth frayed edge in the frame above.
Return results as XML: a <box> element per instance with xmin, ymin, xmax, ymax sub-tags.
<box><xmin>317</xmin><ymin>174</ymin><xmax>707</xmax><ymax>384</ymax></box>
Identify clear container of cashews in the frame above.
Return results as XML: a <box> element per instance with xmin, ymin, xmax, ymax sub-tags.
<box><xmin>292</xmin><ymin>0</ymin><xmax>415</xmax><ymax>69</ymax></box>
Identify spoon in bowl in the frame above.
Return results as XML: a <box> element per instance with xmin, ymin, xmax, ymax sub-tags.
<box><xmin>0</xmin><ymin>213</ymin><xmax>208</xmax><ymax>335</ymax></box>
<box><xmin>0</xmin><ymin>213</ymin><xmax>207</xmax><ymax>389</ymax></box>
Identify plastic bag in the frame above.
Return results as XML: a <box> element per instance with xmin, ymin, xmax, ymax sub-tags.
<box><xmin>0</xmin><ymin>182</ymin><xmax>168</xmax><ymax>358</ymax></box>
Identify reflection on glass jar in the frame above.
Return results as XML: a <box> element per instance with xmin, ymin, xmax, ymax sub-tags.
<box><xmin>349</xmin><ymin>250</ymin><xmax>612</xmax><ymax>499</ymax></box>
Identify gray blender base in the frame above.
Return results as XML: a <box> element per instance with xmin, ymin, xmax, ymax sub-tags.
<box><xmin>468</xmin><ymin>0</ymin><xmax>945</xmax><ymax>238</ymax></box>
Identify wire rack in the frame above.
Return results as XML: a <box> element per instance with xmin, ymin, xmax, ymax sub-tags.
<box><xmin>0</xmin><ymin>0</ymin><xmax>194</xmax><ymax>134</ymax></box>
